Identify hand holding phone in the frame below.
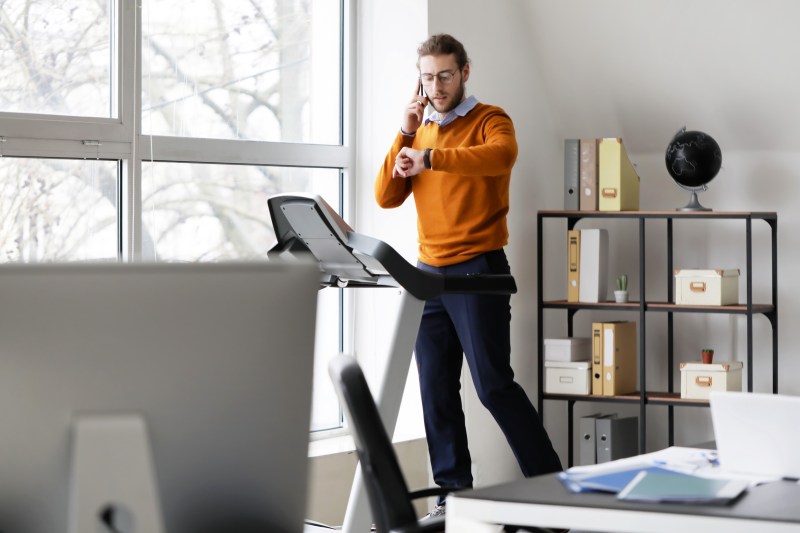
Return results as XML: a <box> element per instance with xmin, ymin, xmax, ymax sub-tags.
<box><xmin>401</xmin><ymin>79</ymin><xmax>428</xmax><ymax>135</ymax></box>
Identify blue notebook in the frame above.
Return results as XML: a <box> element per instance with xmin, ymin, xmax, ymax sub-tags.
<box><xmin>559</xmin><ymin>466</ymin><xmax>682</xmax><ymax>494</ymax></box>
<box><xmin>617</xmin><ymin>470</ymin><xmax>749</xmax><ymax>504</ymax></box>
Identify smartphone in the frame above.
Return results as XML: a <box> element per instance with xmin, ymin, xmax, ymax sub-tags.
<box><xmin>418</xmin><ymin>81</ymin><xmax>427</xmax><ymax>103</ymax></box>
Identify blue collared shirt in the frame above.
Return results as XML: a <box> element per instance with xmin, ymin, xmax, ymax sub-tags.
<box><xmin>424</xmin><ymin>95</ymin><xmax>479</xmax><ymax>128</ymax></box>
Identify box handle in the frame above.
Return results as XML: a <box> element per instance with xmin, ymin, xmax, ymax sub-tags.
<box><xmin>601</xmin><ymin>188</ymin><xmax>618</xmax><ymax>198</ymax></box>
<box><xmin>695</xmin><ymin>376</ymin><xmax>712</xmax><ymax>387</ymax></box>
<box><xmin>690</xmin><ymin>281</ymin><xmax>707</xmax><ymax>293</ymax></box>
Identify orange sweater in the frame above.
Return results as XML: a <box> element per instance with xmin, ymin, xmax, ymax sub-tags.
<box><xmin>374</xmin><ymin>103</ymin><xmax>518</xmax><ymax>267</ymax></box>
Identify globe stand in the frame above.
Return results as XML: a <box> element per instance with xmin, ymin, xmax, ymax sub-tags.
<box><xmin>676</xmin><ymin>184</ymin><xmax>711</xmax><ymax>212</ymax></box>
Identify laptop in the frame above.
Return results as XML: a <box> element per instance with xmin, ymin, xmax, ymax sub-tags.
<box><xmin>710</xmin><ymin>391</ymin><xmax>800</xmax><ymax>479</ymax></box>
<box><xmin>0</xmin><ymin>261</ymin><xmax>319</xmax><ymax>533</ymax></box>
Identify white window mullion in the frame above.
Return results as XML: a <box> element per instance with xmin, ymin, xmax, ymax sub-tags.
<box><xmin>139</xmin><ymin>135</ymin><xmax>350</xmax><ymax>169</ymax></box>
<box><xmin>124</xmin><ymin>0</ymin><xmax>143</xmax><ymax>261</ymax></box>
<box><xmin>0</xmin><ymin>136</ymin><xmax>130</xmax><ymax>160</ymax></box>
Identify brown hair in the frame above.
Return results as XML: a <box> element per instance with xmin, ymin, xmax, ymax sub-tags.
<box><xmin>416</xmin><ymin>34</ymin><xmax>470</xmax><ymax>70</ymax></box>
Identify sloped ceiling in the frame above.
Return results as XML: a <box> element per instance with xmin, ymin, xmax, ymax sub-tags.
<box><xmin>525</xmin><ymin>0</ymin><xmax>800</xmax><ymax>154</ymax></box>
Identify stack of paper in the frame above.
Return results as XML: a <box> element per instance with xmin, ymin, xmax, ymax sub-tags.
<box><xmin>558</xmin><ymin>446</ymin><xmax>752</xmax><ymax>505</ymax></box>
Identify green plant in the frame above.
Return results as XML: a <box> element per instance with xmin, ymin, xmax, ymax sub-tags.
<box><xmin>616</xmin><ymin>274</ymin><xmax>628</xmax><ymax>292</ymax></box>
<box><xmin>702</xmin><ymin>348</ymin><xmax>714</xmax><ymax>354</ymax></box>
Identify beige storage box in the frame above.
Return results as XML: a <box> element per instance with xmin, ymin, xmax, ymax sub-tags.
<box><xmin>674</xmin><ymin>269</ymin><xmax>740</xmax><ymax>305</ymax></box>
<box><xmin>545</xmin><ymin>361</ymin><xmax>591</xmax><ymax>395</ymax></box>
<box><xmin>680</xmin><ymin>361</ymin><xmax>743</xmax><ymax>400</ymax></box>
<box><xmin>544</xmin><ymin>337</ymin><xmax>591</xmax><ymax>362</ymax></box>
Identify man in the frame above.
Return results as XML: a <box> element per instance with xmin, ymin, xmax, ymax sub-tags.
<box><xmin>374</xmin><ymin>34</ymin><xmax>563</xmax><ymax>517</ymax></box>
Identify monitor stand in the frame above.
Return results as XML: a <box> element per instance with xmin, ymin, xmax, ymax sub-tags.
<box><xmin>69</xmin><ymin>415</ymin><xmax>165</xmax><ymax>533</ymax></box>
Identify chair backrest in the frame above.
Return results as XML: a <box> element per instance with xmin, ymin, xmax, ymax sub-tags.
<box><xmin>328</xmin><ymin>354</ymin><xmax>420</xmax><ymax>532</ymax></box>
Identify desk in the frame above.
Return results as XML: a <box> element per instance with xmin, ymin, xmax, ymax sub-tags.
<box><xmin>446</xmin><ymin>473</ymin><xmax>800</xmax><ymax>532</ymax></box>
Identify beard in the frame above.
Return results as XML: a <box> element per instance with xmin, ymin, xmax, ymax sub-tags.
<box><xmin>431</xmin><ymin>80</ymin><xmax>466</xmax><ymax>114</ymax></box>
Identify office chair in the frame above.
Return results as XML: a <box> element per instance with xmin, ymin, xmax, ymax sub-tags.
<box><xmin>328</xmin><ymin>355</ymin><xmax>564</xmax><ymax>533</ymax></box>
<box><xmin>328</xmin><ymin>354</ymin><xmax>450</xmax><ymax>533</ymax></box>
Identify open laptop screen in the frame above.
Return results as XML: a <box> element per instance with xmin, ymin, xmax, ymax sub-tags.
<box><xmin>710</xmin><ymin>391</ymin><xmax>800</xmax><ymax>479</ymax></box>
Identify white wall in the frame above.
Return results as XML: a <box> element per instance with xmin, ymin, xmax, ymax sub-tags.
<box><xmin>354</xmin><ymin>0</ymin><xmax>427</xmax><ymax>441</ymax></box>
<box><xmin>357</xmin><ymin>0</ymin><xmax>800</xmax><ymax>491</ymax></box>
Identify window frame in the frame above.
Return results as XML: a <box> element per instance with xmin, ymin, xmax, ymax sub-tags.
<box><xmin>0</xmin><ymin>0</ymin><xmax>355</xmax><ymax>433</ymax></box>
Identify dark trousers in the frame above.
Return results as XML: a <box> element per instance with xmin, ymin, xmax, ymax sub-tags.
<box><xmin>415</xmin><ymin>249</ymin><xmax>562</xmax><ymax>492</ymax></box>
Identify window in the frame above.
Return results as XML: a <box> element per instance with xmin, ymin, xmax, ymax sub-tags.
<box><xmin>0</xmin><ymin>1</ymin><xmax>115</xmax><ymax>118</ymax></box>
<box><xmin>141</xmin><ymin>163</ymin><xmax>339</xmax><ymax>261</ymax></box>
<box><xmin>0</xmin><ymin>0</ymin><xmax>352</xmax><ymax>433</ymax></box>
<box><xmin>0</xmin><ymin>157</ymin><xmax>118</xmax><ymax>261</ymax></box>
<box><xmin>142</xmin><ymin>0</ymin><xmax>341</xmax><ymax>144</ymax></box>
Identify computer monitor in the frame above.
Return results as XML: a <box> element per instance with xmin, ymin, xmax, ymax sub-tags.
<box><xmin>0</xmin><ymin>261</ymin><xmax>320</xmax><ymax>533</ymax></box>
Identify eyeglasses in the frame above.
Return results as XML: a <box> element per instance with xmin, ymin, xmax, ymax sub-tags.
<box><xmin>419</xmin><ymin>69</ymin><xmax>459</xmax><ymax>86</ymax></box>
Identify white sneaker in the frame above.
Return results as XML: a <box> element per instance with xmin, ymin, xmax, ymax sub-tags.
<box><xmin>421</xmin><ymin>503</ymin><xmax>446</xmax><ymax>520</ymax></box>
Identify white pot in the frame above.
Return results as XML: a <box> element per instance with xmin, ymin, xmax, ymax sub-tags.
<box><xmin>614</xmin><ymin>290</ymin><xmax>629</xmax><ymax>303</ymax></box>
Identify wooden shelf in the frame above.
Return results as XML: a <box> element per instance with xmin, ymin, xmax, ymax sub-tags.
<box><xmin>543</xmin><ymin>391</ymin><xmax>710</xmax><ymax>407</ymax></box>
<box><xmin>646</xmin><ymin>302</ymin><xmax>775</xmax><ymax>314</ymax></box>
<box><xmin>542</xmin><ymin>300</ymin><xmax>640</xmax><ymax>310</ymax></box>
<box><xmin>543</xmin><ymin>392</ymin><xmax>640</xmax><ymax>403</ymax></box>
<box><xmin>542</xmin><ymin>300</ymin><xmax>775</xmax><ymax>315</ymax></box>
<box><xmin>538</xmin><ymin>210</ymin><xmax>777</xmax><ymax>220</ymax></box>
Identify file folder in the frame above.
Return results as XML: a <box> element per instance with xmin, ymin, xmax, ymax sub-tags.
<box><xmin>579</xmin><ymin>138</ymin><xmax>598</xmax><ymax>210</ymax></box>
<box><xmin>564</xmin><ymin>139</ymin><xmax>580</xmax><ymax>210</ymax></box>
<box><xmin>578</xmin><ymin>228</ymin><xmax>608</xmax><ymax>303</ymax></box>
<box><xmin>567</xmin><ymin>230</ymin><xmax>580</xmax><ymax>302</ymax></box>
<box><xmin>591</xmin><ymin>322</ymin><xmax>604</xmax><ymax>396</ymax></box>
<box><xmin>602</xmin><ymin>321</ymin><xmax>637</xmax><ymax>396</ymax></box>
<box><xmin>598</xmin><ymin>138</ymin><xmax>640</xmax><ymax>211</ymax></box>
<box><xmin>578</xmin><ymin>413</ymin><xmax>601</xmax><ymax>465</ymax></box>
<box><xmin>596</xmin><ymin>415</ymin><xmax>638</xmax><ymax>463</ymax></box>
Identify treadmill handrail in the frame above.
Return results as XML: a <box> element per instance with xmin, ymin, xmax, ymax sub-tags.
<box><xmin>267</xmin><ymin>193</ymin><xmax>517</xmax><ymax>300</ymax></box>
<box><xmin>346</xmin><ymin>233</ymin><xmax>517</xmax><ymax>300</ymax></box>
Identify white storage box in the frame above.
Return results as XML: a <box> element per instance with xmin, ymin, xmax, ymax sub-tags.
<box><xmin>545</xmin><ymin>361</ymin><xmax>591</xmax><ymax>395</ymax></box>
<box><xmin>680</xmin><ymin>361</ymin><xmax>743</xmax><ymax>400</ymax></box>
<box><xmin>544</xmin><ymin>337</ymin><xmax>591</xmax><ymax>362</ymax></box>
<box><xmin>674</xmin><ymin>269</ymin><xmax>740</xmax><ymax>306</ymax></box>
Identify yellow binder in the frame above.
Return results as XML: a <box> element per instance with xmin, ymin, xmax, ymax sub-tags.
<box><xmin>567</xmin><ymin>230</ymin><xmax>580</xmax><ymax>302</ymax></box>
<box><xmin>598</xmin><ymin>138</ymin><xmax>640</xmax><ymax>211</ymax></box>
<box><xmin>602</xmin><ymin>321</ymin><xmax>637</xmax><ymax>396</ymax></box>
<box><xmin>591</xmin><ymin>322</ymin><xmax>604</xmax><ymax>395</ymax></box>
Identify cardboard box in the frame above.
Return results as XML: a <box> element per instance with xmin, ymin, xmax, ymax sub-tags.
<box><xmin>545</xmin><ymin>361</ymin><xmax>591</xmax><ymax>395</ymax></box>
<box><xmin>674</xmin><ymin>269</ymin><xmax>740</xmax><ymax>306</ymax></box>
<box><xmin>544</xmin><ymin>337</ymin><xmax>591</xmax><ymax>361</ymax></box>
<box><xmin>680</xmin><ymin>361</ymin><xmax>743</xmax><ymax>400</ymax></box>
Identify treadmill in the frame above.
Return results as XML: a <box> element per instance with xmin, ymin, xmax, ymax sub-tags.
<box><xmin>268</xmin><ymin>193</ymin><xmax>517</xmax><ymax>532</ymax></box>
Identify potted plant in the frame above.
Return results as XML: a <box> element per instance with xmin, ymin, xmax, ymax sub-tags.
<box><xmin>701</xmin><ymin>348</ymin><xmax>714</xmax><ymax>364</ymax></box>
<box><xmin>614</xmin><ymin>274</ymin><xmax>628</xmax><ymax>303</ymax></box>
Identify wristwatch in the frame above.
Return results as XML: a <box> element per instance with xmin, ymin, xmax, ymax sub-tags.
<box><xmin>423</xmin><ymin>148</ymin><xmax>432</xmax><ymax>170</ymax></box>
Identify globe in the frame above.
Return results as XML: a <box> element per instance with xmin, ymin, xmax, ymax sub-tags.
<box><xmin>665</xmin><ymin>128</ymin><xmax>722</xmax><ymax>211</ymax></box>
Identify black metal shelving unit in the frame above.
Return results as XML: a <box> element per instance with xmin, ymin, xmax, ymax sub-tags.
<box><xmin>535</xmin><ymin>210</ymin><xmax>778</xmax><ymax>466</ymax></box>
